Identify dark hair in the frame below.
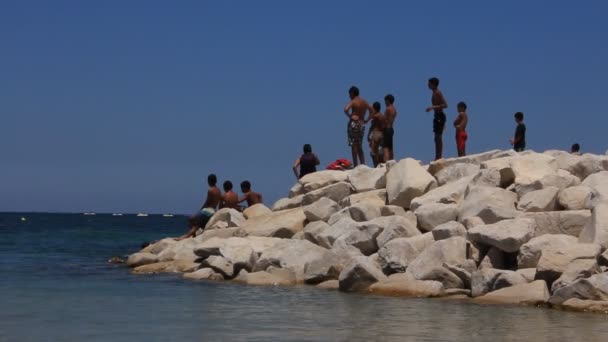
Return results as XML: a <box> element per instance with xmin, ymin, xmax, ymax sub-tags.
<box><xmin>348</xmin><ymin>86</ymin><xmax>359</xmax><ymax>97</ymax></box>
<box><xmin>223</xmin><ymin>181</ymin><xmax>233</xmax><ymax>191</ymax></box>
<box><xmin>457</xmin><ymin>101</ymin><xmax>467</xmax><ymax>110</ymax></box>
<box><xmin>208</xmin><ymin>174</ymin><xmax>217</xmax><ymax>186</ymax></box>
<box><xmin>372</xmin><ymin>102</ymin><xmax>381</xmax><ymax>112</ymax></box>
<box><xmin>384</xmin><ymin>94</ymin><xmax>395</xmax><ymax>104</ymax></box>
<box><xmin>240</xmin><ymin>180</ymin><xmax>251</xmax><ymax>191</ymax></box>
<box><xmin>572</xmin><ymin>143</ymin><xmax>580</xmax><ymax>152</ymax></box>
<box><xmin>428</xmin><ymin>77</ymin><xmax>439</xmax><ymax>87</ymax></box>
<box><xmin>303</xmin><ymin>144</ymin><xmax>312</xmax><ymax>153</ymax></box>
<box><xmin>514</xmin><ymin>112</ymin><xmax>524</xmax><ymax>121</ymax></box>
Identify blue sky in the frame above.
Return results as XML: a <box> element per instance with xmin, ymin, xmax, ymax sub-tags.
<box><xmin>1</xmin><ymin>0</ymin><xmax>607</xmax><ymax>214</ymax></box>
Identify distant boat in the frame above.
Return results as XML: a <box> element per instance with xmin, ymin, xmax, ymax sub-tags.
<box><xmin>112</xmin><ymin>213</ymin><xmax>123</xmax><ymax>216</ymax></box>
<box><xmin>136</xmin><ymin>213</ymin><xmax>148</xmax><ymax>217</ymax></box>
<box><xmin>83</xmin><ymin>212</ymin><xmax>96</xmax><ymax>216</ymax></box>
<box><xmin>162</xmin><ymin>214</ymin><xmax>174</xmax><ymax>217</ymax></box>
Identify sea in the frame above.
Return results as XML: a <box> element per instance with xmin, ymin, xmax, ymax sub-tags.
<box><xmin>1</xmin><ymin>212</ymin><xmax>607</xmax><ymax>342</ymax></box>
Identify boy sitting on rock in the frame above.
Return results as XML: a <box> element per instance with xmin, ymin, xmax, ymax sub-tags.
<box><xmin>239</xmin><ymin>180</ymin><xmax>263</xmax><ymax>208</ymax></box>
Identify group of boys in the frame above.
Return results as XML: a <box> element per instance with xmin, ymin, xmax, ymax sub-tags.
<box><xmin>344</xmin><ymin>77</ymin><xmax>531</xmax><ymax>163</ymax></box>
<box><xmin>175</xmin><ymin>174</ymin><xmax>262</xmax><ymax>240</ymax></box>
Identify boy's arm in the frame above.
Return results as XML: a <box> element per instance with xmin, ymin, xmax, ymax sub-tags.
<box><xmin>293</xmin><ymin>157</ymin><xmax>301</xmax><ymax>179</ymax></box>
<box><xmin>343</xmin><ymin>101</ymin><xmax>353</xmax><ymax>118</ymax></box>
<box><xmin>453</xmin><ymin>113</ymin><xmax>462</xmax><ymax>127</ymax></box>
<box><xmin>365</xmin><ymin>102</ymin><xmax>373</xmax><ymax>123</ymax></box>
<box><xmin>238</xmin><ymin>194</ymin><xmax>248</xmax><ymax>204</ymax></box>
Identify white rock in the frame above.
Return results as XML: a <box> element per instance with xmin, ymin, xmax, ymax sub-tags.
<box><xmin>240</xmin><ymin>207</ymin><xmax>307</xmax><ymax>238</ymax></box>
<box><xmin>301</xmin><ymin>221</ymin><xmax>330</xmax><ymax>245</ymax></box>
<box><xmin>369</xmin><ymin>273</ymin><xmax>445</xmax><ymax>297</ymax></box>
<box><xmin>271</xmin><ymin>195</ymin><xmax>305</xmax><ymax>211</ymax></box>
<box><xmin>380</xmin><ymin>205</ymin><xmax>409</xmax><ymax>217</ymax></box>
<box><xmin>517</xmin><ymin>187</ymin><xmax>559</xmax><ymax>212</ymax></box>
<box><xmin>338</xmin><ymin>256</ymin><xmax>387</xmax><ymax>292</ymax></box>
<box><xmin>233</xmin><ymin>267</ymin><xmax>297</xmax><ymax>286</ymax></box>
<box><xmin>183</xmin><ymin>268</ymin><xmax>224</xmax><ymax>281</ymax></box>
<box><xmin>288</xmin><ymin>182</ymin><xmax>304</xmax><ymax>198</ymax></box>
<box><xmin>410</xmin><ymin>176</ymin><xmax>472</xmax><ymax>211</ymax></box>
<box><xmin>347</xmin><ymin>164</ymin><xmax>387</xmax><ymax>192</ymax></box>
<box><xmin>347</xmin><ymin>202</ymin><xmax>382</xmax><ymax>222</ymax></box>
<box><xmin>415</xmin><ymin>203</ymin><xmax>459</xmax><ymax>231</ymax></box>
<box><xmin>523</xmin><ymin>210</ymin><xmax>591</xmax><ymax>237</ymax></box>
<box><xmin>517</xmin><ymin>234</ymin><xmax>578</xmax><ymax>269</ymax></box>
<box><xmin>551</xmin><ymin>259</ymin><xmax>601</xmax><ymax>293</ymax></box>
<box><xmin>458</xmin><ymin>186</ymin><xmax>518</xmax><ymax>224</ymax></box>
<box><xmin>127</xmin><ymin>252</ymin><xmax>159</xmax><ymax>268</ymax></box>
<box><xmin>195</xmin><ymin>227</ymin><xmax>247</xmax><ymax>242</ymax></box>
<box><xmin>434</xmin><ymin>163</ymin><xmax>481</xmax><ymax>186</ymax></box>
<box><xmin>581</xmin><ymin>171</ymin><xmax>608</xmax><ymax>207</ymax></box>
<box><xmin>340</xmin><ymin>189</ymin><xmax>386</xmax><ymax>208</ymax></box>
<box><xmin>300</xmin><ymin>170</ymin><xmax>350</xmax><ymax>193</ymax></box>
<box><xmin>303</xmin><ymin>182</ymin><xmax>353</xmax><ymax>206</ymax></box>
<box><xmin>470</xmin><ymin>268</ymin><xmax>504</xmax><ymax>297</ymax></box>
<box><xmin>303</xmin><ymin>252</ymin><xmax>343</xmax><ymax>284</ymax></box>
<box><xmin>467</xmin><ymin>218</ymin><xmax>535</xmax><ymax>253</ymax></box>
<box><xmin>578</xmin><ymin>200</ymin><xmax>608</xmax><ymax>249</ymax></box>
<box><xmin>419</xmin><ymin>267</ymin><xmax>464</xmax><ymax>289</ymax></box>
<box><xmin>378</xmin><ymin>233</ymin><xmax>434</xmax><ymax>273</ymax></box>
<box><xmin>316</xmin><ymin>217</ymin><xmax>358</xmax><ymax>249</ymax></box>
<box><xmin>549</xmin><ymin>273</ymin><xmax>608</xmax><ymax>305</ymax></box>
<box><xmin>406</xmin><ymin>237</ymin><xmax>467</xmax><ymax>280</ymax></box>
<box><xmin>333</xmin><ymin>220</ymin><xmax>384</xmax><ymax>255</ymax></box>
<box><xmin>475</xmin><ymin>280</ymin><xmax>549</xmax><ymax>305</ymax></box>
<box><xmin>201</xmin><ymin>255</ymin><xmax>234</xmax><ymax>278</ymax></box>
<box><xmin>431</xmin><ymin>221</ymin><xmax>467</xmax><ymax>241</ymax></box>
<box><xmin>373</xmin><ymin>215</ymin><xmax>421</xmax><ymax>248</ymax></box>
<box><xmin>243</xmin><ymin>204</ymin><xmax>272</xmax><ymax>219</ymax></box>
<box><xmin>557</xmin><ymin>186</ymin><xmax>593</xmax><ymax>211</ymax></box>
<box><xmin>205</xmin><ymin>208</ymin><xmax>246</xmax><ymax>230</ymax></box>
<box><xmin>386</xmin><ymin>158</ymin><xmax>438</xmax><ymax>209</ymax></box>
<box><xmin>462</xmin><ymin>216</ymin><xmax>484</xmax><ymax>230</ymax></box>
<box><xmin>304</xmin><ymin>197</ymin><xmax>340</xmax><ymax>222</ymax></box>
<box><xmin>535</xmin><ymin>242</ymin><xmax>602</xmax><ymax>285</ymax></box>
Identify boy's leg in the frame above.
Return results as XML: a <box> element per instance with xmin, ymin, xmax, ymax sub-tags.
<box><xmin>434</xmin><ymin>133</ymin><xmax>443</xmax><ymax>160</ymax></box>
<box><xmin>351</xmin><ymin>146</ymin><xmax>358</xmax><ymax>166</ymax></box>
<box><xmin>357</xmin><ymin>143</ymin><xmax>365</xmax><ymax>166</ymax></box>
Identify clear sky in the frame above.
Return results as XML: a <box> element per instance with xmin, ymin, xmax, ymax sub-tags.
<box><xmin>1</xmin><ymin>0</ymin><xmax>607</xmax><ymax>214</ymax></box>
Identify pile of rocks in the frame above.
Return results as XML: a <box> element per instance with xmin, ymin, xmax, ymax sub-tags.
<box><xmin>127</xmin><ymin>149</ymin><xmax>608</xmax><ymax>313</ymax></box>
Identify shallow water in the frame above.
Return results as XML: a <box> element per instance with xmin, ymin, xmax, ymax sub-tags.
<box><xmin>1</xmin><ymin>213</ymin><xmax>607</xmax><ymax>342</ymax></box>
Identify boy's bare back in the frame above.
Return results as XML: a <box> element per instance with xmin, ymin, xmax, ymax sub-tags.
<box><xmin>222</xmin><ymin>191</ymin><xmax>239</xmax><ymax>209</ymax></box>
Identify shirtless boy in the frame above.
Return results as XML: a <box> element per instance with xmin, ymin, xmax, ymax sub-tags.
<box><xmin>383</xmin><ymin>94</ymin><xmax>397</xmax><ymax>162</ymax></box>
<box><xmin>453</xmin><ymin>101</ymin><xmax>469</xmax><ymax>157</ymax></box>
<box><xmin>368</xmin><ymin>101</ymin><xmax>386</xmax><ymax>167</ymax></box>
<box><xmin>175</xmin><ymin>174</ymin><xmax>221</xmax><ymax>240</ymax></box>
<box><xmin>344</xmin><ymin>86</ymin><xmax>373</xmax><ymax>167</ymax></box>
<box><xmin>426</xmin><ymin>77</ymin><xmax>448</xmax><ymax>160</ymax></box>
<box><xmin>220</xmin><ymin>181</ymin><xmax>239</xmax><ymax>210</ymax></box>
<box><xmin>239</xmin><ymin>180</ymin><xmax>263</xmax><ymax>207</ymax></box>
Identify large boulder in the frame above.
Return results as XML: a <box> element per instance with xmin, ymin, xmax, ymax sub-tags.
<box><xmin>581</xmin><ymin>171</ymin><xmax>608</xmax><ymax>207</ymax></box>
<box><xmin>205</xmin><ymin>208</ymin><xmax>246</xmax><ymax>230</ymax></box>
<box><xmin>419</xmin><ymin>267</ymin><xmax>464</xmax><ymax>289</ymax></box>
<box><xmin>482</xmin><ymin>153</ymin><xmax>558</xmax><ymax>188</ymax></box>
<box><xmin>252</xmin><ymin>239</ymin><xmax>331</xmax><ymax>282</ymax></box>
<box><xmin>316</xmin><ymin>217</ymin><xmax>358</xmax><ymax>248</ymax></box>
<box><xmin>301</xmin><ymin>221</ymin><xmax>330</xmax><ymax>245</ymax></box>
<box><xmin>195</xmin><ymin>227</ymin><xmax>247</xmax><ymax>242</ymax></box>
<box><xmin>427</xmin><ymin>150</ymin><xmax>509</xmax><ymax>175</ymax></box>
<box><xmin>333</xmin><ymin>220</ymin><xmax>384</xmax><ymax>255</ymax></box>
<box><xmin>517</xmin><ymin>234</ymin><xmax>578</xmax><ymax>269</ymax></box>
<box><xmin>513</xmin><ymin>171</ymin><xmax>581</xmax><ymax>198</ymax></box>
<box><xmin>271</xmin><ymin>195</ymin><xmax>305</xmax><ymax>211</ymax></box>
<box><xmin>338</xmin><ymin>256</ymin><xmax>387</xmax><ymax>292</ymax></box>
<box><xmin>194</xmin><ymin>236</ymin><xmax>282</xmax><ymax>260</ymax></box>
<box><xmin>557</xmin><ymin>186</ymin><xmax>593</xmax><ymax>211</ymax></box>
<box><xmin>303</xmin><ymin>252</ymin><xmax>343</xmax><ymax>284</ymax></box>
<box><xmin>233</xmin><ymin>267</ymin><xmax>297</xmax><ymax>286</ymax></box>
<box><xmin>304</xmin><ymin>197</ymin><xmax>340</xmax><ymax>222</ymax></box>
<box><xmin>127</xmin><ymin>252</ymin><xmax>159</xmax><ymax>268</ymax></box>
<box><xmin>551</xmin><ymin>259</ymin><xmax>601</xmax><ymax>293</ymax></box>
<box><xmin>560</xmin><ymin>298</ymin><xmax>608</xmax><ymax>313</ymax></box>
<box><xmin>347</xmin><ymin>164</ymin><xmax>387</xmax><ymax>192</ymax></box>
<box><xmin>414</xmin><ymin>203</ymin><xmax>459</xmax><ymax>232</ymax></box>
<box><xmin>434</xmin><ymin>163</ymin><xmax>481</xmax><ymax>186</ymax></box>
<box><xmin>431</xmin><ymin>221</ymin><xmax>467</xmax><ymax>241</ymax></box>
<box><xmin>303</xmin><ymin>181</ymin><xmax>353</xmax><ymax>206</ymax></box>
<box><xmin>340</xmin><ymin>189</ymin><xmax>386</xmax><ymax>208</ymax></box>
<box><xmin>467</xmin><ymin>218</ymin><xmax>535</xmax><ymax>253</ymax></box>
<box><xmin>535</xmin><ymin>242</ymin><xmax>602</xmax><ymax>285</ymax></box>
<box><xmin>517</xmin><ymin>187</ymin><xmax>559</xmax><ymax>212</ymax></box>
<box><xmin>368</xmin><ymin>273</ymin><xmax>445</xmax><ymax>297</ymax></box>
<box><xmin>410</xmin><ymin>176</ymin><xmax>472</xmax><ymax>211</ymax></box>
<box><xmin>200</xmin><ymin>255</ymin><xmax>234</xmax><ymax>278</ymax></box>
<box><xmin>578</xmin><ymin>200</ymin><xmax>608</xmax><ymax>249</ymax></box>
<box><xmin>386</xmin><ymin>158</ymin><xmax>437</xmax><ymax>209</ymax></box>
<box><xmin>347</xmin><ymin>202</ymin><xmax>383</xmax><ymax>222</ymax></box>
<box><xmin>474</xmin><ymin>280</ymin><xmax>550</xmax><ymax>305</ymax></box>
<box><xmin>243</xmin><ymin>204</ymin><xmax>272</xmax><ymax>219</ymax></box>
<box><xmin>523</xmin><ymin>210</ymin><xmax>591</xmax><ymax>237</ymax></box>
<box><xmin>378</xmin><ymin>233</ymin><xmax>435</xmax><ymax>274</ymax></box>
<box><xmin>406</xmin><ymin>237</ymin><xmax>467</xmax><ymax>280</ymax></box>
<box><xmin>549</xmin><ymin>273</ymin><xmax>608</xmax><ymax>305</ymax></box>
<box><xmin>183</xmin><ymin>268</ymin><xmax>224</xmax><ymax>281</ymax></box>
<box><xmin>470</xmin><ymin>268</ymin><xmax>504</xmax><ymax>297</ymax></box>
<box><xmin>240</xmin><ymin>207</ymin><xmax>307</xmax><ymax>238</ymax></box>
<box><xmin>300</xmin><ymin>170</ymin><xmax>350</xmax><ymax>193</ymax></box>
<box><xmin>458</xmin><ymin>186</ymin><xmax>518</xmax><ymax>224</ymax></box>
<box><xmin>375</xmin><ymin>215</ymin><xmax>421</xmax><ymax>248</ymax></box>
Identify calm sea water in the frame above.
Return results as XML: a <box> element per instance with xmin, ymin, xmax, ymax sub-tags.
<box><xmin>1</xmin><ymin>213</ymin><xmax>607</xmax><ymax>342</ymax></box>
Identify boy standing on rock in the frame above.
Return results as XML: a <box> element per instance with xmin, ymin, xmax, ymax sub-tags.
<box><xmin>383</xmin><ymin>94</ymin><xmax>397</xmax><ymax>162</ymax></box>
<box><xmin>510</xmin><ymin>112</ymin><xmax>526</xmax><ymax>152</ymax></box>
<box><xmin>220</xmin><ymin>181</ymin><xmax>240</xmax><ymax>210</ymax></box>
<box><xmin>368</xmin><ymin>101</ymin><xmax>386</xmax><ymax>167</ymax></box>
<box><xmin>453</xmin><ymin>101</ymin><xmax>469</xmax><ymax>157</ymax></box>
<box><xmin>344</xmin><ymin>86</ymin><xmax>373</xmax><ymax>167</ymax></box>
<box><xmin>175</xmin><ymin>174</ymin><xmax>221</xmax><ymax>240</ymax></box>
<box><xmin>426</xmin><ymin>77</ymin><xmax>448</xmax><ymax>160</ymax></box>
<box><xmin>239</xmin><ymin>180</ymin><xmax>263</xmax><ymax>207</ymax></box>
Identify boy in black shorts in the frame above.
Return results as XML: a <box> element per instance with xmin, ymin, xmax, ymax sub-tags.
<box><xmin>510</xmin><ymin>112</ymin><xmax>526</xmax><ymax>152</ymax></box>
<box><xmin>426</xmin><ymin>77</ymin><xmax>448</xmax><ymax>160</ymax></box>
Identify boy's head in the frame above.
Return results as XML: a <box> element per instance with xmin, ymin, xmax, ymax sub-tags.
<box><xmin>372</xmin><ymin>101</ymin><xmax>381</xmax><ymax>113</ymax></box>
<box><xmin>457</xmin><ymin>102</ymin><xmax>467</xmax><ymax>111</ymax></box>
<box><xmin>428</xmin><ymin>77</ymin><xmax>439</xmax><ymax>90</ymax></box>
<box><xmin>208</xmin><ymin>174</ymin><xmax>217</xmax><ymax>186</ymax></box>
<box><xmin>348</xmin><ymin>86</ymin><xmax>359</xmax><ymax>99</ymax></box>
<box><xmin>384</xmin><ymin>94</ymin><xmax>395</xmax><ymax>105</ymax></box>
<box><xmin>223</xmin><ymin>181</ymin><xmax>233</xmax><ymax>192</ymax></box>
<box><xmin>303</xmin><ymin>144</ymin><xmax>312</xmax><ymax>153</ymax></box>
<box><xmin>240</xmin><ymin>180</ymin><xmax>251</xmax><ymax>193</ymax></box>
<box><xmin>571</xmin><ymin>143</ymin><xmax>581</xmax><ymax>153</ymax></box>
<box><xmin>514</xmin><ymin>112</ymin><xmax>524</xmax><ymax>122</ymax></box>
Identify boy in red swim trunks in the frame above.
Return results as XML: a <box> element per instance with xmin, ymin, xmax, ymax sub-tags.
<box><xmin>453</xmin><ymin>101</ymin><xmax>468</xmax><ymax>157</ymax></box>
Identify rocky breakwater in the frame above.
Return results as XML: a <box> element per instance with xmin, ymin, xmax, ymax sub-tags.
<box><xmin>127</xmin><ymin>151</ymin><xmax>608</xmax><ymax>314</ymax></box>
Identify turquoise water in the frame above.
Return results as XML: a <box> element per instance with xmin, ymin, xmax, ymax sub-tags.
<box><xmin>1</xmin><ymin>213</ymin><xmax>607</xmax><ymax>342</ymax></box>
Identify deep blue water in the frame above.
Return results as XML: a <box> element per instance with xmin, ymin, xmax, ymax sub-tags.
<box><xmin>1</xmin><ymin>213</ymin><xmax>608</xmax><ymax>342</ymax></box>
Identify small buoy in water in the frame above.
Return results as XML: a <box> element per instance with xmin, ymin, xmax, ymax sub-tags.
<box><xmin>108</xmin><ymin>256</ymin><xmax>125</xmax><ymax>264</ymax></box>
<box><xmin>20</xmin><ymin>217</ymin><xmax>26</xmax><ymax>222</ymax></box>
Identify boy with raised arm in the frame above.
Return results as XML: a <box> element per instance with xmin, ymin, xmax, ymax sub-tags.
<box><xmin>239</xmin><ymin>180</ymin><xmax>263</xmax><ymax>207</ymax></box>
<box><xmin>344</xmin><ymin>86</ymin><xmax>373</xmax><ymax>167</ymax></box>
<box><xmin>368</xmin><ymin>101</ymin><xmax>385</xmax><ymax>167</ymax></box>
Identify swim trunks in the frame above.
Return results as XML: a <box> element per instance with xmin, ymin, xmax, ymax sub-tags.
<box><xmin>347</xmin><ymin>120</ymin><xmax>364</xmax><ymax>146</ymax></box>
<box><xmin>456</xmin><ymin>130</ymin><xmax>468</xmax><ymax>151</ymax></box>
<box><xmin>433</xmin><ymin>111</ymin><xmax>446</xmax><ymax>134</ymax></box>
<box><xmin>383</xmin><ymin>127</ymin><xmax>394</xmax><ymax>149</ymax></box>
<box><xmin>192</xmin><ymin>207</ymin><xmax>215</xmax><ymax>229</ymax></box>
